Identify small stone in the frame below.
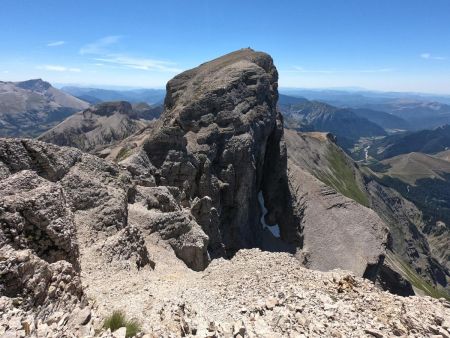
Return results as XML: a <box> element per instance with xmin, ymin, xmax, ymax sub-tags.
<box><xmin>364</xmin><ymin>329</ymin><xmax>384</xmax><ymax>338</ymax></box>
<box><xmin>331</xmin><ymin>330</ymin><xmax>343</xmax><ymax>338</ymax></box>
<box><xmin>265</xmin><ymin>297</ymin><xmax>278</xmax><ymax>310</ymax></box>
<box><xmin>208</xmin><ymin>321</ymin><xmax>217</xmax><ymax>332</ymax></box>
<box><xmin>46</xmin><ymin>311</ymin><xmax>64</xmax><ymax>325</ymax></box>
<box><xmin>295</xmin><ymin>313</ymin><xmax>308</xmax><ymax>326</ymax></box>
<box><xmin>75</xmin><ymin>307</ymin><xmax>92</xmax><ymax>326</ymax></box>
<box><xmin>113</xmin><ymin>327</ymin><xmax>127</xmax><ymax>338</ymax></box>
<box><xmin>439</xmin><ymin>328</ymin><xmax>450</xmax><ymax>338</ymax></box>
<box><xmin>233</xmin><ymin>320</ymin><xmax>246</xmax><ymax>337</ymax></box>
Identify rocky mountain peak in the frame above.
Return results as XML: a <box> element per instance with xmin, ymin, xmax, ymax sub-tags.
<box><xmin>16</xmin><ymin>78</ymin><xmax>52</xmax><ymax>92</ymax></box>
<box><xmin>88</xmin><ymin>101</ymin><xmax>134</xmax><ymax>117</ymax></box>
<box><xmin>163</xmin><ymin>48</ymin><xmax>278</xmax><ymax>115</ymax></box>
<box><xmin>140</xmin><ymin>48</ymin><xmax>298</xmax><ymax>262</ymax></box>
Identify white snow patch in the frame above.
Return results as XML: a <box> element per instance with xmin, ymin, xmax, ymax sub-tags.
<box><xmin>257</xmin><ymin>191</ymin><xmax>280</xmax><ymax>238</ymax></box>
<box><xmin>364</xmin><ymin>145</ymin><xmax>370</xmax><ymax>161</ymax></box>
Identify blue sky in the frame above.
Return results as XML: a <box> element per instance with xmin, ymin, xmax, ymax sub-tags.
<box><xmin>1</xmin><ymin>0</ymin><xmax>449</xmax><ymax>93</ymax></box>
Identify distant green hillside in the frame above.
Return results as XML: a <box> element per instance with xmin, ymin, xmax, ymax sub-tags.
<box><xmin>317</xmin><ymin>145</ymin><xmax>369</xmax><ymax>207</ymax></box>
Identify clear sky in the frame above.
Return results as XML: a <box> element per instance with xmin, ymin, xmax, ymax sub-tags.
<box><xmin>1</xmin><ymin>0</ymin><xmax>449</xmax><ymax>94</ymax></box>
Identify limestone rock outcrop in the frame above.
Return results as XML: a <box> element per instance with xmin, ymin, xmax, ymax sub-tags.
<box><xmin>140</xmin><ymin>49</ymin><xmax>300</xmax><ymax>260</ymax></box>
<box><xmin>0</xmin><ymin>138</ymin><xmax>153</xmax><ymax>332</ymax></box>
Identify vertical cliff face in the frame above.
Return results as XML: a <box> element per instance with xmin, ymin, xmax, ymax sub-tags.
<box><xmin>141</xmin><ymin>49</ymin><xmax>301</xmax><ymax>257</ymax></box>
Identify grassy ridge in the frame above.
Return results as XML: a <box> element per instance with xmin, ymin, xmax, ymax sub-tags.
<box><xmin>316</xmin><ymin>145</ymin><xmax>369</xmax><ymax>207</ymax></box>
<box><xmin>386</xmin><ymin>253</ymin><xmax>450</xmax><ymax>300</ymax></box>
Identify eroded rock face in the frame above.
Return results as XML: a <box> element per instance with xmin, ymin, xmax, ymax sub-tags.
<box><xmin>0</xmin><ymin>138</ymin><xmax>152</xmax><ymax>327</ymax></box>
<box><xmin>141</xmin><ymin>49</ymin><xmax>301</xmax><ymax>259</ymax></box>
<box><xmin>0</xmin><ymin>245</ymin><xmax>83</xmax><ymax>311</ymax></box>
<box><xmin>287</xmin><ymin>161</ymin><xmax>388</xmax><ymax>277</ymax></box>
<box><xmin>0</xmin><ymin>170</ymin><xmax>78</xmax><ymax>266</ymax></box>
<box><xmin>128</xmin><ymin>185</ymin><xmax>209</xmax><ymax>271</ymax></box>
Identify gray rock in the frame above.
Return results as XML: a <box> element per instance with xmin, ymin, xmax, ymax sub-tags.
<box><xmin>140</xmin><ymin>48</ymin><xmax>301</xmax><ymax>260</ymax></box>
<box><xmin>73</xmin><ymin>307</ymin><xmax>91</xmax><ymax>326</ymax></box>
<box><xmin>283</xmin><ymin>129</ymin><xmax>448</xmax><ymax>293</ymax></box>
<box><xmin>287</xmin><ymin>162</ymin><xmax>388</xmax><ymax>277</ymax></box>
<box><xmin>112</xmin><ymin>327</ymin><xmax>127</xmax><ymax>338</ymax></box>
<box><xmin>0</xmin><ymin>245</ymin><xmax>83</xmax><ymax>310</ymax></box>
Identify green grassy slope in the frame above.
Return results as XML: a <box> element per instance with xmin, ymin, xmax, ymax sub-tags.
<box><xmin>385</xmin><ymin>252</ymin><xmax>450</xmax><ymax>300</ymax></box>
<box><xmin>316</xmin><ymin>144</ymin><xmax>369</xmax><ymax>207</ymax></box>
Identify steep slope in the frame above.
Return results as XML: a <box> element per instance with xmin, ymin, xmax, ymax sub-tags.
<box><xmin>280</xmin><ymin>100</ymin><xmax>387</xmax><ymax>149</ymax></box>
<box><xmin>372</xmin><ymin>152</ymin><xmax>450</xmax><ymax>274</ymax></box>
<box><xmin>0</xmin><ymin>79</ymin><xmax>89</xmax><ymax>137</ymax></box>
<box><xmin>284</xmin><ymin>129</ymin><xmax>450</xmax><ymax>297</ymax></box>
<box><xmin>368</xmin><ymin>124</ymin><xmax>450</xmax><ymax>160</ymax></box>
<box><xmin>435</xmin><ymin>149</ymin><xmax>450</xmax><ymax>162</ymax></box>
<box><xmin>285</xmin><ymin>130</ymin><xmax>369</xmax><ymax>206</ymax></box>
<box><xmin>38</xmin><ymin>101</ymin><xmax>152</xmax><ymax>153</ymax></box>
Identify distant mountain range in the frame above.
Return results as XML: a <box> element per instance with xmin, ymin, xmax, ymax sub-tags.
<box><xmin>349</xmin><ymin>108</ymin><xmax>409</xmax><ymax>130</ymax></box>
<box><xmin>280</xmin><ymin>89</ymin><xmax>450</xmax><ymax>130</ymax></box>
<box><xmin>0</xmin><ymin>79</ymin><xmax>89</xmax><ymax>137</ymax></box>
<box><xmin>367</xmin><ymin>124</ymin><xmax>450</xmax><ymax>160</ymax></box>
<box><xmin>278</xmin><ymin>96</ymin><xmax>387</xmax><ymax>148</ymax></box>
<box><xmin>280</xmin><ymin>88</ymin><xmax>450</xmax><ymax>106</ymax></box>
<box><xmin>61</xmin><ymin>86</ymin><xmax>166</xmax><ymax>105</ymax></box>
<box><xmin>361</xmin><ymin>101</ymin><xmax>450</xmax><ymax>130</ymax></box>
<box><xmin>38</xmin><ymin>101</ymin><xmax>157</xmax><ymax>153</ymax></box>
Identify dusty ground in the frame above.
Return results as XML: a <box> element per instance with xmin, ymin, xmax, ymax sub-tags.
<box><xmin>82</xmin><ymin>241</ymin><xmax>450</xmax><ymax>337</ymax></box>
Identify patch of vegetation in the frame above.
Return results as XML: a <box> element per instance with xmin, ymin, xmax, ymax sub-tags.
<box><xmin>388</xmin><ymin>254</ymin><xmax>450</xmax><ymax>300</ymax></box>
<box><xmin>317</xmin><ymin>145</ymin><xmax>369</xmax><ymax>207</ymax></box>
<box><xmin>367</xmin><ymin>161</ymin><xmax>391</xmax><ymax>173</ymax></box>
<box><xmin>376</xmin><ymin>174</ymin><xmax>450</xmax><ymax>230</ymax></box>
<box><xmin>116</xmin><ymin>147</ymin><xmax>132</xmax><ymax>162</ymax></box>
<box><xmin>103</xmin><ymin>310</ymin><xmax>141</xmax><ymax>338</ymax></box>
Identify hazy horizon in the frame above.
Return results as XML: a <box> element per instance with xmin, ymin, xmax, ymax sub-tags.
<box><xmin>1</xmin><ymin>0</ymin><xmax>450</xmax><ymax>94</ymax></box>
